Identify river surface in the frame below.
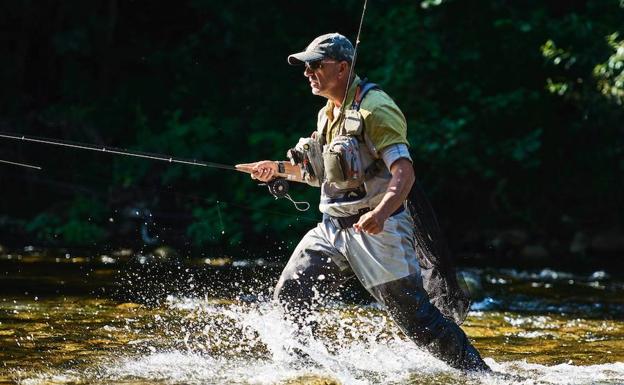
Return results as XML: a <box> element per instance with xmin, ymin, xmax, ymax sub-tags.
<box><xmin>0</xmin><ymin>251</ymin><xmax>623</xmax><ymax>385</ymax></box>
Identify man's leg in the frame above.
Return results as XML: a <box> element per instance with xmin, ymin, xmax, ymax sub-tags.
<box><xmin>370</xmin><ymin>274</ymin><xmax>490</xmax><ymax>372</ymax></box>
<box><xmin>273</xmin><ymin>223</ymin><xmax>353</xmax><ymax>326</ymax></box>
<box><xmin>339</xmin><ymin>208</ymin><xmax>489</xmax><ymax>372</ymax></box>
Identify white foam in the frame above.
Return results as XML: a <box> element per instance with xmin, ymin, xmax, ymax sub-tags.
<box><xmin>488</xmin><ymin>360</ymin><xmax>624</xmax><ymax>385</ymax></box>
<box><xmin>12</xmin><ymin>296</ymin><xmax>624</xmax><ymax>385</ymax></box>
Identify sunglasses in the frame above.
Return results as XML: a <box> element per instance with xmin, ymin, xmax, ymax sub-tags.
<box><xmin>305</xmin><ymin>60</ymin><xmax>338</xmax><ymax>71</ymax></box>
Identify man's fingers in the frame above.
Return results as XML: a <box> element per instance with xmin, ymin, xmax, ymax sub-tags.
<box><xmin>354</xmin><ymin>219</ymin><xmax>371</xmax><ymax>233</ymax></box>
<box><xmin>353</xmin><ymin>214</ymin><xmax>383</xmax><ymax>234</ymax></box>
<box><xmin>250</xmin><ymin>166</ymin><xmax>276</xmax><ymax>182</ymax></box>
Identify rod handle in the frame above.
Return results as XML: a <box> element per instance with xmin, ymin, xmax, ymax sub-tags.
<box><xmin>235</xmin><ymin>163</ymin><xmax>297</xmax><ymax>180</ymax></box>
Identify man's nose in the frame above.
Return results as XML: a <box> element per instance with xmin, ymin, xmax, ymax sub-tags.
<box><xmin>304</xmin><ymin>66</ymin><xmax>314</xmax><ymax>76</ymax></box>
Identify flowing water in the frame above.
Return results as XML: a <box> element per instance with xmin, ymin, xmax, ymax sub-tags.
<box><xmin>0</xmin><ymin>251</ymin><xmax>623</xmax><ymax>385</ymax></box>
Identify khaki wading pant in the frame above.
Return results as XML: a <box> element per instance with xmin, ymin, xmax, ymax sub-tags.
<box><xmin>272</xmin><ymin>209</ymin><xmax>490</xmax><ymax>372</ymax></box>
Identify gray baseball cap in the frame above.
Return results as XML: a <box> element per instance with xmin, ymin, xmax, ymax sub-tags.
<box><xmin>288</xmin><ymin>33</ymin><xmax>354</xmax><ymax>65</ymax></box>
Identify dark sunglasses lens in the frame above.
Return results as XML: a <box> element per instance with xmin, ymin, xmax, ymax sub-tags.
<box><xmin>306</xmin><ymin>61</ymin><xmax>322</xmax><ymax>70</ymax></box>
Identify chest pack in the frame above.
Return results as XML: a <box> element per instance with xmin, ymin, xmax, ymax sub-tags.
<box><xmin>286</xmin><ymin>80</ymin><xmax>381</xmax><ymax>188</ymax></box>
<box><xmin>321</xmin><ymin>80</ymin><xmax>380</xmax><ymax>190</ymax></box>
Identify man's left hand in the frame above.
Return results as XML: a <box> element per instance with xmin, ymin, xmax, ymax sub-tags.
<box><xmin>353</xmin><ymin>210</ymin><xmax>387</xmax><ymax>234</ymax></box>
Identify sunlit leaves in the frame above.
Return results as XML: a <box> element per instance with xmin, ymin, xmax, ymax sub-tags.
<box><xmin>421</xmin><ymin>0</ymin><xmax>444</xmax><ymax>10</ymax></box>
<box><xmin>542</xmin><ymin>39</ymin><xmax>576</xmax><ymax>97</ymax></box>
<box><xmin>594</xmin><ymin>33</ymin><xmax>624</xmax><ymax>105</ymax></box>
<box><xmin>541</xmin><ymin>39</ymin><xmax>575</xmax><ymax>68</ymax></box>
<box><xmin>545</xmin><ymin>78</ymin><xmax>569</xmax><ymax>96</ymax></box>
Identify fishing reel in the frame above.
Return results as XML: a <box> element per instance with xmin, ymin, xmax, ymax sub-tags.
<box><xmin>259</xmin><ymin>177</ymin><xmax>309</xmax><ymax>211</ymax></box>
<box><xmin>266</xmin><ymin>177</ymin><xmax>289</xmax><ymax>198</ymax></box>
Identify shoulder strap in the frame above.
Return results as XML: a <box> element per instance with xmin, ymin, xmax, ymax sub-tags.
<box><xmin>316</xmin><ymin>108</ymin><xmax>329</xmax><ymax>145</ymax></box>
<box><xmin>352</xmin><ymin>78</ymin><xmax>386</xmax><ymax>174</ymax></box>
<box><xmin>351</xmin><ymin>78</ymin><xmax>380</xmax><ymax>111</ymax></box>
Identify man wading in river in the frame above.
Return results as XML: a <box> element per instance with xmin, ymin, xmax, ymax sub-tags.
<box><xmin>241</xmin><ymin>33</ymin><xmax>491</xmax><ymax>372</ymax></box>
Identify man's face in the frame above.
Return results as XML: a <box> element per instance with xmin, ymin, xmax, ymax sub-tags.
<box><xmin>303</xmin><ymin>59</ymin><xmax>344</xmax><ymax>98</ymax></box>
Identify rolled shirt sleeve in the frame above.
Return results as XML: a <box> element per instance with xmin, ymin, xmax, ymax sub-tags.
<box><xmin>380</xmin><ymin>143</ymin><xmax>412</xmax><ymax>170</ymax></box>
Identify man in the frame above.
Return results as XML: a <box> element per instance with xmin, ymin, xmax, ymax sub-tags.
<box><xmin>243</xmin><ymin>33</ymin><xmax>490</xmax><ymax>372</ymax></box>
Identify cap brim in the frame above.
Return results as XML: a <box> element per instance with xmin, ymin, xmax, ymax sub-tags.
<box><xmin>287</xmin><ymin>50</ymin><xmax>325</xmax><ymax>65</ymax></box>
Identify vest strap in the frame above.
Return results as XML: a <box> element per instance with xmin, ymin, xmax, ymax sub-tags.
<box><xmin>351</xmin><ymin>78</ymin><xmax>379</xmax><ymax>111</ymax></box>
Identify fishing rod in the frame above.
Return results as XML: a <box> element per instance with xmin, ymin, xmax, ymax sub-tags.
<box><xmin>339</xmin><ymin>0</ymin><xmax>367</xmax><ymax>112</ymax></box>
<box><xmin>0</xmin><ymin>132</ymin><xmax>237</xmax><ymax>171</ymax></box>
<box><xmin>0</xmin><ymin>131</ymin><xmax>310</xmax><ymax>211</ymax></box>
<box><xmin>0</xmin><ymin>158</ymin><xmax>42</xmax><ymax>170</ymax></box>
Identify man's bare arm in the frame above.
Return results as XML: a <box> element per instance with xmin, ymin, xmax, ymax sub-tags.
<box><xmin>354</xmin><ymin>158</ymin><xmax>415</xmax><ymax>234</ymax></box>
<box><xmin>377</xmin><ymin>158</ymin><xmax>415</xmax><ymax>218</ymax></box>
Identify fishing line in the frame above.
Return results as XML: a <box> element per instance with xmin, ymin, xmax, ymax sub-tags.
<box><xmin>0</xmin><ymin>132</ymin><xmax>235</xmax><ymax>171</ymax></box>
<box><xmin>339</xmin><ymin>0</ymin><xmax>368</xmax><ymax>112</ymax></box>
<box><xmin>171</xmin><ymin>190</ymin><xmax>318</xmax><ymax>222</ymax></box>
<box><xmin>0</xmin><ymin>131</ymin><xmax>310</xmax><ymax>210</ymax></box>
<box><xmin>13</xmin><ymin>164</ymin><xmax>318</xmax><ymax>222</ymax></box>
<box><xmin>0</xmin><ymin>159</ymin><xmax>42</xmax><ymax>170</ymax></box>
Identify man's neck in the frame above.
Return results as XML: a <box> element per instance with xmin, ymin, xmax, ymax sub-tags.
<box><xmin>328</xmin><ymin>92</ymin><xmax>345</xmax><ymax>107</ymax></box>
<box><xmin>328</xmin><ymin>74</ymin><xmax>357</xmax><ymax>107</ymax></box>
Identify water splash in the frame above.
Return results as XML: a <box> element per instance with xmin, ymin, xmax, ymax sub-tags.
<box><xmin>11</xmin><ymin>296</ymin><xmax>623</xmax><ymax>385</ymax></box>
<box><xmin>4</xmin><ymin>263</ymin><xmax>624</xmax><ymax>385</ymax></box>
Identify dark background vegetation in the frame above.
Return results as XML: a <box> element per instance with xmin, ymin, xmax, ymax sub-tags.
<box><xmin>0</xmin><ymin>0</ymin><xmax>622</xmax><ymax>271</ymax></box>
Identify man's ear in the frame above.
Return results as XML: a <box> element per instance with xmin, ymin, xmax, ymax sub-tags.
<box><xmin>339</xmin><ymin>61</ymin><xmax>350</xmax><ymax>78</ymax></box>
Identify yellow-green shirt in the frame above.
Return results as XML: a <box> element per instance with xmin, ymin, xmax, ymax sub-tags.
<box><xmin>320</xmin><ymin>75</ymin><xmax>409</xmax><ymax>154</ymax></box>
<box><xmin>316</xmin><ymin>76</ymin><xmax>410</xmax><ymax>216</ymax></box>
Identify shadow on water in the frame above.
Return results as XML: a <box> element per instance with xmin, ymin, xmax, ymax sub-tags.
<box><xmin>0</xmin><ymin>248</ymin><xmax>623</xmax><ymax>385</ymax></box>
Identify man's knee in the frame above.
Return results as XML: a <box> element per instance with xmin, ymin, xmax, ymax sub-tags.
<box><xmin>372</xmin><ymin>274</ymin><xmax>489</xmax><ymax>372</ymax></box>
<box><xmin>371</xmin><ymin>274</ymin><xmax>426</xmax><ymax>313</ymax></box>
<box><xmin>372</xmin><ymin>274</ymin><xmax>459</xmax><ymax>342</ymax></box>
<box><xmin>272</xmin><ymin>249</ymin><xmax>334</xmax><ymax>307</ymax></box>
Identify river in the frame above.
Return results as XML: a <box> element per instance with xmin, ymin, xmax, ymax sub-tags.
<box><xmin>0</xmin><ymin>251</ymin><xmax>623</xmax><ymax>384</ymax></box>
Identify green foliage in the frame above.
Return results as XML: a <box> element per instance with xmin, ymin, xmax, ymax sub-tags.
<box><xmin>594</xmin><ymin>33</ymin><xmax>624</xmax><ymax>105</ymax></box>
<box><xmin>1</xmin><ymin>0</ymin><xmax>623</xmax><ymax>251</ymax></box>
<box><xmin>187</xmin><ymin>201</ymin><xmax>242</xmax><ymax>247</ymax></box>
<box><xmin>25</xmin><ymin>197</ymin><xmax>107</xmax><ymax>245</ymax></box>
<box><xmin>25</xmin><ymin>213</ymin><xmax>62</xmax><ymax>243</ymax></box>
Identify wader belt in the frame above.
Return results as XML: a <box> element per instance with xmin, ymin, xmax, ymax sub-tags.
<box><xmin>323</xmin><ymin>203</ymin><xmax>405</xmax><ymax>230</ymax></box>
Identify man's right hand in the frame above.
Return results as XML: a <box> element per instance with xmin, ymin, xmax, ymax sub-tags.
<box><xmin>248</xmin><ymin>160</ymin><xmax>278</xmax><ymax>182</ymax></box>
